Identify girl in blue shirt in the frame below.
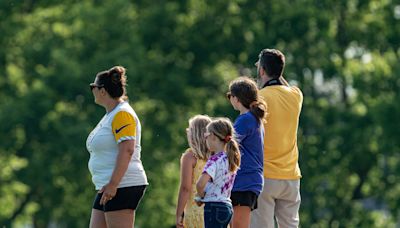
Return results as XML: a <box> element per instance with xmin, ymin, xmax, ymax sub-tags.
<box><xmin>226</xmin><ymin>77</ymin><xmax>267</xmax><ymax>228</ymax></box>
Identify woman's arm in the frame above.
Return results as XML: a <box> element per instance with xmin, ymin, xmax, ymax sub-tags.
<box><xmin>99</xmin><ymin>139</ymin><xmax>135</xmax><ymax>205</ymax></box>
<box><xmin>176</xmin><ymin>151</ymin><xmax>196</xmax><ymax>228</ymax></box>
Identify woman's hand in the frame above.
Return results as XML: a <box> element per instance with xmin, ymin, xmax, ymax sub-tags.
<box><xmin>99</xmin><ymin>140</ymin><xmax>135</xmax><ymax>205</ymax></box>
<box><xmin>99</xmin><ymin>182</ymin><xmax>117</xmax><ymax>205</ymax></box>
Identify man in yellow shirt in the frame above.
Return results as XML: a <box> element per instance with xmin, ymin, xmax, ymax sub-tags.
<box><xmin>251</xmin><ymin>49</ymin><xmax>303</xmax><ymax>228</ymax></box>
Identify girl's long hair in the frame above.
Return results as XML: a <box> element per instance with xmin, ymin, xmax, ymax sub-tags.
<box><xmin>187</xmin><ymin>115</ymin><xmax>212</xmax><ymax>160</ymax></box>
<box><xmin>228</xmin><ymin>76</ymin><xmax>267</xmax><ymax>122</ymax></box>
<box><xmin>207</xmin><ymin>118</ymin><xmax>240</xmax><ymax>172</ymax></box>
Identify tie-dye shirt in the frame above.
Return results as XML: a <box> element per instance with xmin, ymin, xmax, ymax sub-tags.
<box><xmin>202</xmin><ymin>151</ymin><xmax>237</xmax><ymax>204</ymax></box>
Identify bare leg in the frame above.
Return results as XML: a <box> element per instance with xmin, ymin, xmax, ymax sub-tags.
<box><xmin>231</xmin><ymin>206</ymin><xmax>251</xmax><ymax>228</ymax></box>
<box><xmin>89</xmin><ymin>209</ymin><xmax>107</xmax><ymax>228</ymax></box>
<box><xmin>105</xmin><ymin>209</ymin><xmax>135</xmax><ymax>228</ymax></box>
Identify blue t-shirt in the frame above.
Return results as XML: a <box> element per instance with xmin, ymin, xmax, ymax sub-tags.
<box><xmin>232</xmin><ymin>111</ymin><xmax>264</xmax><ymax>195</ymax></box>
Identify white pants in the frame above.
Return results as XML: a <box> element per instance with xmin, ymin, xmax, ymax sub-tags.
<box><xmin>251</xmin><ymin>178</ymin><xmax>301</xmax><ymax>228</ymax></box>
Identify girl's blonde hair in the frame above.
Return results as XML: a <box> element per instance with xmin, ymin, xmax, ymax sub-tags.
<box><xmin>188</xmin><ymin>115</ymin><xmax>212</xmax><ymax>160</ymax></box>
<box><xmin>206</xmin><ymin>118</ymin><xmax>241</xmax><ymax>172</ymax></box>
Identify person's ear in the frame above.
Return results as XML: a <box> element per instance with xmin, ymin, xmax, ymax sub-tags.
<box><xmin>100</xmin><ymin>88</ymin><xmax>106</xmax><ymax>96</ymax></box>
<box><xmin>209</xmin><ymin>133</ymin><xmax>215</xmax><ymax>141</ymax></box>
<box><xmin>233</xmin><ymin>96</ymin><xmax>240</xmax><ymax>104</ymax></box>
<box><xmin>259</xmin><ymin>67</ymin><xmax>265</xmax><ymax>77</ymax></box>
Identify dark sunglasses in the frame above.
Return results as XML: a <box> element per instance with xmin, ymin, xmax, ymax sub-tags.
<box><xmin>89</xmin><ymin>83</ymin><xmax>104</xmax><ymax>91</ymax></box>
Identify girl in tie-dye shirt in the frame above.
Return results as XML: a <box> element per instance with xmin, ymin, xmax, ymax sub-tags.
<box><xmin>196</xmin><ymin>118</ymin><xmax>241</xmax><ymax>228</ymax></box>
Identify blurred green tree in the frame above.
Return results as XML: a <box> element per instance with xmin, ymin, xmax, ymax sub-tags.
<box><xmin>0</xmin><ymin>0</ymin><xmax>399</xmax><ymax>227</ymax></box>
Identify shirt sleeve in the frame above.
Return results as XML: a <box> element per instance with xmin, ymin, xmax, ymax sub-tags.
<box><xmin>292</xmin><ymin>86</ymin><xmax>304</xmax><ymax>103</ymax></box>
<box><xmin>234</xmin><ymin>115</ymin><xmax>249</xmax><ymax>144</ymax></box>
<box><xmin>203</xmin><ymin>159</ymin><xmax>217</xmax><ymax>181</ymax></box>
<box><xmin>111</xmin><ymin>111</ymin><xmax>137</xmax><ymax>144</ymax></box>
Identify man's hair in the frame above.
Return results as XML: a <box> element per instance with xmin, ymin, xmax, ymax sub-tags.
<box><xmin>259</xmin><ymin>49</ymin><xmax>285</xmax><ymax>79</ymax></box>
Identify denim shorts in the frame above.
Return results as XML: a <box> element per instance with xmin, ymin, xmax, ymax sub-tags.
<box><xmin>204</xmin><ymin>202</ymin><xmax>233</xmax><ymax>228</ymax></box>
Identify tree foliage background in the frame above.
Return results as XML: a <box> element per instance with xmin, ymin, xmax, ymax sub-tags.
<box><xmin>0</xmin><ymin>0</ymin><xmax>399</xmax><ymax>227</ymax></box>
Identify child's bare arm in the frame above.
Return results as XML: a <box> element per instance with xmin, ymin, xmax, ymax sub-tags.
<box><xmin>176</xmin><ymin>151</ymin><xmax>196</xmax><ymax>226</ymax></box>
<box><xmin>196</xmin><ymin>173</ymin><xmax>211</xmax><ymax>197</ymax></box>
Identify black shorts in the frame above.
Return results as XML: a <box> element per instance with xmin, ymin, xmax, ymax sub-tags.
<box><xmin>93</xmin><ymin>185</ymin><xmax>147</xmax><ymax>212</ymax></box>
<box><xmin>231</xmin><ymin>191</ymin><xmax>258</xmax><ymax>211</ymax></box>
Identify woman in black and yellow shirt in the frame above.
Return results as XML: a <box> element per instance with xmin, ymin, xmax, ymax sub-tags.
<box><xmin>87</xmin><ymin>66</ymin><xmax>148</xmax><ymax>228</ymax></box>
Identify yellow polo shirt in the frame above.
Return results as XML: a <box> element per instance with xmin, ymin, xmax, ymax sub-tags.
<box><xmin>259</xmin><ymin>85</ymin><xmax>303</xmax><ymax>180</ymax></box>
